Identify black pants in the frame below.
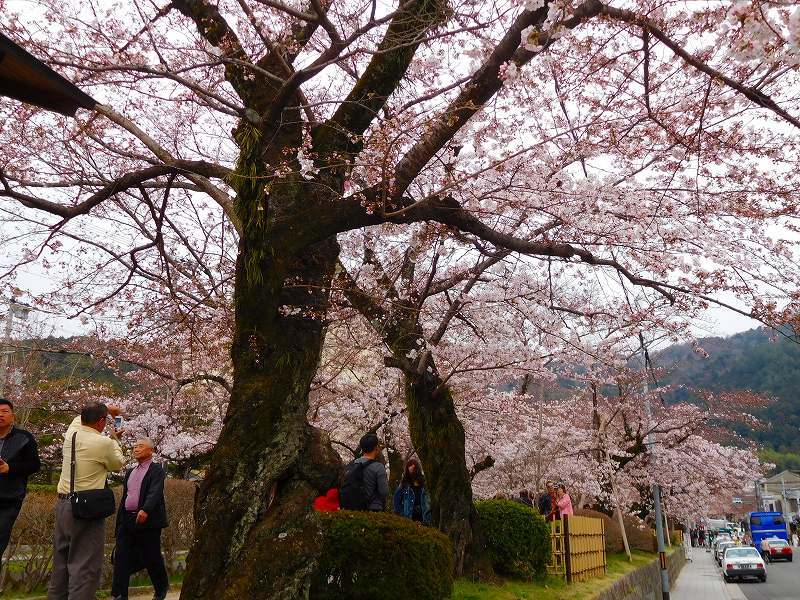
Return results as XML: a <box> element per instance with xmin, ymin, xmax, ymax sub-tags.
<box><xmin>0</xmin><ymin>499</ymin><xmax>22</xmax><ymax>559</ymax></box>
<box><xmin>111</xmin><ymin>513</ymin><xmax>168</xmax><ymax>599</ymax></box>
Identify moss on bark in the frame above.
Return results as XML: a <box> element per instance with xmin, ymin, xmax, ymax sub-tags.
<box><xmin>404</xmin><ymin>376</ymin><xmax>493</xmax><ymax>578</ymax></box>
<box><xmin>181</xmin><ymin>167</ymin><xmax>343</xmax><ymax>597</ymax></box>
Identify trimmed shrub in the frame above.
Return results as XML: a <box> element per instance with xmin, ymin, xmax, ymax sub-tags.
<box><xmin>476</xmin><ymin>499</ymin><xmax>550</xmax><ymax>579</ymax></box>
<box><xmin>311</xmin><ymin>510</ymin><xmax>453</xmax><ymax>600</ymax></box>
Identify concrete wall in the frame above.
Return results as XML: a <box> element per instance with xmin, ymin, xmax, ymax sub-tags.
<box><xmin>593</xmin><ymin>550</ymin><xmax>686</xmax><ymax>600</ymax></box>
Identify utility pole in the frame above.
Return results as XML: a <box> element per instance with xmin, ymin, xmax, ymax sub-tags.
<box><xmin>754</xmin><ymin>479</ymin><xmax>761</xmax><ymax>511</ymax></box>
<box><xmin>641</xmin><ymin>336</ymin><xmax>670</xmax><ymax>600</ymax></box>
<box><xmin>781</xmin><ymin>476</ymin><xmax>791</xmax><ymax>538</ymax></box>
<box><xmin>0</xmin><ymin>300</ymin><xmax>31</xmax><ymax>396</ymax></box>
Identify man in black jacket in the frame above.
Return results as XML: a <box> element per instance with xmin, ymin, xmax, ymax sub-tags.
<box><xmin>0</xmin><ymin>397</ymin><xmax>40</xmax><ymax>558</ymax></box>
<box><xmin>111</xmin><ymin>438</ymin><xmax>168</xmax><ymax>600</ymax></box>
<box><xmin>537</xmin><ymin>481</ymin><xmax>555</xmax><ymax>520</ymax></box>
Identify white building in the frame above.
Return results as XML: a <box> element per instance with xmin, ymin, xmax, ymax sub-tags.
<box><xmin>756</xmin><ymin>470</ymin><xmax>800</xmax><ymax>523</ymax></box>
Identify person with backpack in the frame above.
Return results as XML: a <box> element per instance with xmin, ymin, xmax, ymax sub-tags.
<box><xmin>339</xmin><ymin>433</ymin><xmax>388</xmax><ymax>512</ymax></box>
<box><xmin>393</xmin><ymin>458</ymin><xmax>432</xmax><ymax>525</ymax></box>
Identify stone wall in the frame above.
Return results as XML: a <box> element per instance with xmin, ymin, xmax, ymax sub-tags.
<box><xmin>593</xmin><ymin>550</ymin><xmax>686</xmax><ymax>600</ymax></box>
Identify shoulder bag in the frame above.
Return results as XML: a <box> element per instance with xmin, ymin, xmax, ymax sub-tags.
<box><xmin>69</xmin><ymin>431</ymin><xmax>116</xmax><ymax>520</ymax></box>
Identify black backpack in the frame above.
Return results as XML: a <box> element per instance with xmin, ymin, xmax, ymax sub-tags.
<box><xmin>339</xmin><ymin>459</ymin><xmax>375</xmax><ymax>510</ymax></box>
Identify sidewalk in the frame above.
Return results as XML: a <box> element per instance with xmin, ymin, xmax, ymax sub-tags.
<box><xmin>130</xmin><ymin>592</ymin><xmax>180</xmax><ymax>599</ymax></box>
<box><xmin>672</xmin><ymin>545</ymin><xmax>746</xmax><ymax>600</ymax></box>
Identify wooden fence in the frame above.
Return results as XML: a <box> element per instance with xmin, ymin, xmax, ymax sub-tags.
<box><xmin>547</xmin><ymin>515</ymin><xmax>607</xmax><ymax>583</ymax></box>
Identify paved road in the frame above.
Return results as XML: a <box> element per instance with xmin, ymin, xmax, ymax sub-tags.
<box><xmin>674</xmin><ymin>544</ymin><xmax>800</xmax><ymax>600</ymax></box>
<box><xmin>734</xmin><ymin>555</ymin><xmax>800</xmax><ymax>600</ymax></box>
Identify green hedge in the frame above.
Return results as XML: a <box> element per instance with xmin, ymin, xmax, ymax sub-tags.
<box><xmin>26</xmin><ymin>483</ymin><xmax>58</xmax><ymax>494</ymax></box>
<box><xmin>476</xmin><ymin>499</ymin><xmax>550</xmax><ymax>579</ymax></box>
<box><xmin>311</xmin><ymin>511</ymin><xmax>453</xmax><ymax>600</ymax></box>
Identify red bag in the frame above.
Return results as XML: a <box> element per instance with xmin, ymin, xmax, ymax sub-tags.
<box><xmin>313</xmin><ymin>488</ymin><xmax>340</xmax><ymax>512</ymax></box>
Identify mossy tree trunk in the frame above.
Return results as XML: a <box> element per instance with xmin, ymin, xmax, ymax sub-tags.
<box><xmin>339</xmin><ymin>269</ymin><xmax>492</xmax><ymax>577</ymax></box>
<box><xmin>174</xmin><ymin>0</ymin><xmax>450</xmax><ymax>594</ymax></box>
<box><xmin>404</xmin><ymin>373</ymin><xmax>492</xmax><ymax>577</ymax></box>
<box><xmin>181</xmin><ymin>168</ymin><xmax>344</xmax><ymax>598</ymax></box>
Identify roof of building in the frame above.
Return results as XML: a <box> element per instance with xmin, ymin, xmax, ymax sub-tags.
<box><xmin>0</xmin><ymin>31</ymin><xmax>96</xmax><ymax>116</ymax></box>
<box><xmin>761</xmin><ymin>470</ymin><xmax>800</xmax><ymax>485</ymax></box>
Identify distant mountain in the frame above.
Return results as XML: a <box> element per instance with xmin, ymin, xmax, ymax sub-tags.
<box><xmin>654</xmin><ymin>327</ymin><xmax>800</xmax><ymax>454</ymax></box>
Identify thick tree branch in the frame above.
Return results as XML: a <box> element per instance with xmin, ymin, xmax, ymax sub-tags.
<box><xmin>469</xmin><ymin>455</ymin><xmax>495</xmax><ymax>481</ymax></box>
<box><xmin>172</xmin><ymin>0</ymin><xmax>258</xmax><ymax>105</ymax></box>
<box><xmin>1</xmin><ymin>165</ymin><xmax>170</xmax><ymax>220</ymax></box>
<box><xmin>312</xmin><ymin>0</ymin><xmax>448</xmax><ymax>157</ymax></box>
<box><xmin>1</xmin><ymin>157</ymin><xmax>229</xmax><ymax>222</ymax></box>
<box><xmin>390</xmin><ymin>195</ymin><xmax>677</xmax><ymax>302</ymax></box>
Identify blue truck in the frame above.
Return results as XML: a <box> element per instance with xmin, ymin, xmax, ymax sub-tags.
<box><xmin>749</xmin><ymin>512</ymin><xmax>789</xmax><ymax>548</ymax></box>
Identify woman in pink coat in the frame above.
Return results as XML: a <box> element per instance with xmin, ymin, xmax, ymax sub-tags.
<box><xmin>556</xmin><ymin>483</ymin><xmax>574</xmax><ymax>517</ymax></box>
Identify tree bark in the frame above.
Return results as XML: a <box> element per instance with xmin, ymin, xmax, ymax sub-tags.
<box><xmin>404</xmin><ymin>375</ymin><xmax>493</xmax><ymax>577</ymax></box>
<box><xmin>181</xmin><ymin>185</ymin><xmax>343</xmax><ymax>597</ymax></box>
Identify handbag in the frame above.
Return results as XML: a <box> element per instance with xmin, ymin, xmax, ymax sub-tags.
<box><xmin>69</xmin><ymin>431</ymin><xmax>116</xmax><ymax>520</ymax></box>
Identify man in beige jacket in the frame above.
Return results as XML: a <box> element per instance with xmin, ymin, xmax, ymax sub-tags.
<box><xmin>48</xmin><ymin>403</ymin><xmax>125</xmax><ymax>600</ymax></box>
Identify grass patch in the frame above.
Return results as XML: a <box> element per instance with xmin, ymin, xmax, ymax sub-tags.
<box><xmin>452</xmin><ymin>550</ymin><xmax>658</xmax><ymax>600</ymax></box>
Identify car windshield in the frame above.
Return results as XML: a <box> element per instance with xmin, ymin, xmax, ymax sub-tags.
<box><xmin>726</xmin><ymin>548</ymin><xmax>760</xmax><ymax>559</ymax></box>
<box><xmin>769</xmin><ymin>541</ymin><xmax>788</xmax><ymax>547</ymax></box>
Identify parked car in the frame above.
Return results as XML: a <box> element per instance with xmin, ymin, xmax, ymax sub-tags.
<box><xmin>716</xmin><ymin>541</ymin><xmax>736</xmax><ymax>565</ymax></box>
<box><xmin>761</xmin><ymin>537</ymin><xmax>793</xmax><ymax>562</ymax></box>
<box><xmin>711</xmin><ymin>534</ymin><xmax>730</xmax><ymax>553</ymax></box>
<box><xmin>722</xmin><ymin>546</ymin><xmax>766</xmax><ymax>583</ymax></box>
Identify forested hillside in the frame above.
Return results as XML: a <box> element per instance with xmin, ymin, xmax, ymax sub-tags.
<box><xmin>15</xmin><ymin>331</ymin><xmax>800</xmax><ymax>474</ymax></box>
<box><xmin>655</xmin><ymin>327</ymin><xmax>800</xmax><ymax>463</ymax></box>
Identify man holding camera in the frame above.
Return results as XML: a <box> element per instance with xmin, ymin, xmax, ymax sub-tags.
<box><xmin>48</xmin><ymin>403</ymin><xmax>125</xmax><ymax>600</ymax></box>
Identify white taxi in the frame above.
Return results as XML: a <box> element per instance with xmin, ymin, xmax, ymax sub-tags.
<box><xmin>722</xmin><ymin>546</ymin><xmax>766</xmax><ymax>583</ymax></box>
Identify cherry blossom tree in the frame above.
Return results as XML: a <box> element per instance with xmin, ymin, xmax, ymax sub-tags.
<box><xmin>2</xmin><ymin>0</ymin><xmax>800</xmax><ymax>595</ymax></box>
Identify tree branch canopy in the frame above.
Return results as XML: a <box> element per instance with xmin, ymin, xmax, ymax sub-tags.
<box><xmin>1</xmin><ymin>161</ymin><xmax>229</xmax><ymax>221</ymax></box>
<box><xmin>598</xmin><ymin>2</ymin><xmax>800</xmax><ymax>130</ymax></box>
<box><xmin>312</xmin><ymin>0</ymin><xmax>449</xmax><ymax>158</ymax></box>
<box><xmin>172</xmin><ymin>0</ymin><xmax>259</xmax><ymax>106</ymax></box>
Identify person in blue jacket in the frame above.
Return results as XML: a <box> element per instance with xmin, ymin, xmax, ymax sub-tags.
<box><xmin>393</xmin><ymin>458</ymin><xmax>431</xmax><ymax>525</ymax></box>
